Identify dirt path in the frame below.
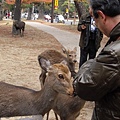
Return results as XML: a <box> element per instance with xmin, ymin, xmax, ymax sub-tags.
<box><xmin>0</xmin><ymin>20</ymin><xmax>100</xmax><ymax>120</ymax></box>
<box><xmin>26</xmin><ymin>21</ymin><xmax>80</xmax><ymax>61</ymax></box>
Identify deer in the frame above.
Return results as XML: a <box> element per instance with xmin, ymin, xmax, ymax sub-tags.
<box><xmin>0</xmin><ymin>58</ymin><xmax>73</xmax><ymax>118</ymax></box>
<box><xmin>39</xmin><ymin>56</ymin><xmax>85</xmax><ymax>120</ymax></box>
<box><xmin>38</xmin><ymin>47</ymin><xmax>78</xmax><ymax>88</ymax></box>
<box><xmin>13</xmin><ymin>20</ymin><xmax>25</xmax><ymax>37</ymax></box>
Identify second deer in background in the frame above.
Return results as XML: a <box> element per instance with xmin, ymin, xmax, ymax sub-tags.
<box><xmin>38</xmin><ymin>47</ymin><xmax>86</xmax><ymax>120</ymax></box>
<box><xmin>38</xmin><ymin>47</ymin><xmax>78</xmax><ymax>88</ymax></box>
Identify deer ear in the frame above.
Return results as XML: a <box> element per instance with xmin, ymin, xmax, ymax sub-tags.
<box><xmin>62</xmin><ymin>47</ymin><xmax>67</xmax><ymax>54</ymax></box>
<box><xmin>61</xmin><ymin>60</ymin><xmax>67</xmax><ymax>65</ymax></box>
<box><xmin>39</xmin><ymin>57</ymin><xmax>51</xmax><ymax>71</ymax></box>
<box><xmin>73</xmin><ymin>47</ymin><xmax>77</xmax><ymax>52</ymax></box>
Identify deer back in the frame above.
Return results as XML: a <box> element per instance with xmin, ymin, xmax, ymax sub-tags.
<box><xmin>38</xmin><ymin>49</ymin><xmax>67</xmax><ymax>65</ymax></box>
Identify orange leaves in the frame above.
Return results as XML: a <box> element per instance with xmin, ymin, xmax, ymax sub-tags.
<box><xmin>22</xmin><ymin>0</ymin><xmax>32</xmax><ymax>4</ymax></box>
<box><xmin>30</xmin><ymin>0</ymin><xmax>52</xmax><ymax>3</ymax></box>
<box><xmin>5</xmin><ymin>0</ymin><xmax>52</xmax><ymax>4</ymax></box>
<box><xmin>5</xmin><ymin>0</ymin><xmax>15</xmax><ymax>4</ymax></box>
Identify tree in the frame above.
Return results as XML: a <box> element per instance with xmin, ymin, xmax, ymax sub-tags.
<box><xmin>0</xmin><ymin>0</ymin><xmax>4</xmax><ymax>20</ymax></box>
<box><xmin>74</xmin><ymin>0</ymin><xmax>88</xmax><ymax>19</ymax></box>
<box><xmin>39</xmin><ymin>3</ymin><xmax>45</xmax><ymax>19</ymax></box>
<box><xmin>60</xmin><ymin>1</ymin><xmax>75</xmax><ymax>18</ymax></box>
<box><xmin>14</xmin><ymin>0</ymin><xmax>21</xmax><ymax>21</ymax></box>
<box><xmin>12</xmin><ymin>0</ymin><xmax>22</xmax><ymax>35</ymax></box>
<box><xmin>8</xmin><ymin>0</ymin><xmax>51</xmax><ymax>34</ymax></box>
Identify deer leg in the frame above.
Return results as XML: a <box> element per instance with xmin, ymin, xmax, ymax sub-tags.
<box><xmin>21</xmin><ymin>28</ymin><xmax>24</xmax><ymax>37</ymax></box>
<box><xmin>21</xmin><ymin>30</ymin><xmax>24</xmax><ymax>37</ymax></box>
<box><xmin>20</xmin><ymin>29</ymin><xmax>22</xmax><ymax>37</ymax></box>
<box><xmin>46</xmin><ymin>111</ymin><xmax>50</xmax><ymax>120</ymax></box>
<box><xmin>46</xmin><ymin>111</ymin><xmax>59</xmax><ymax>120</ymax></box>
<box><xmin>16</xmin><ymin>29</ymin><xmax>18</xmax><ymax>35</ymax></box>
<box><xmin>54</xmin><ymin>112</ymin><xmax>59</xmax><ymax>120</ymax></box>
<box><xmin>22</xmin><ymin>30</ymin><xmax>24</xmax><ymax>37</ymax></box>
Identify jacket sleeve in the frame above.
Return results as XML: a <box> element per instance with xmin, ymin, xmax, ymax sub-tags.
<box><xmin>77</xmin><ymin>15</ymin><xmax>85</xmax><ymax>32</ymax></box>
<box><xmin>77</xmin><ymin>23</ymin><xmax>82</xmax><ymax>31</ymax></box>
<box><xmin>73</xmin><ymin>46</ymin><xmax>119</xmax><ymax>101</ymax></box>
<box><xmin>77</xmin><ymin>22</ymin><xmax>83</xmax><ymax>32</ymax></box>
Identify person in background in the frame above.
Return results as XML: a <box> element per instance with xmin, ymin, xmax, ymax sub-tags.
<box><xmin>77</xmin><ymin>9</ymin><xmax>103</xmax><ymax>68</ymax></box>
<box><xmin>5</xmin><ymin>13</ymin><xmax>7</xmax><ymax>19</ymax></box>
<box><xmin>73</xmin><ymin>0</ymin><xmax>120</xmax><ymax>119</ymax></box>
<box><xmin>7</xmin><ymin>12</ymin><xmax>10</xmax><ymax>19</ymax></box>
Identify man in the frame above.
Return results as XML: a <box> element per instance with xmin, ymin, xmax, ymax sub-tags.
<box><xmin>73</xmin><ymin>0</ymin><xmax>120</xmax><ymax>120</ymax></box>
<box><xmin>77</xmin><ymin>10</ymin><xmax>103</xmax><ymax>67</ymax></box>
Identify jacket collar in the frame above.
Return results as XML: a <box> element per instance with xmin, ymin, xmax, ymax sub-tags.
<box><xmin>105</xmin><ymin>22</ymin><xmax>120</xmax><ymax>46</ymax></box>
<box><xmin>110</xmin><ymin>22</ymin><xmax>120</xmax><ymax>39</ymax></box>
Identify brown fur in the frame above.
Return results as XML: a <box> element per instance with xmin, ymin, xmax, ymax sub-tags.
<box><xmin>0</xmin><ymin>58</ymin><xmax>73</xmax><ymax>118</ymax></box>
<box><xmin>38</xmin><ymin>49</ymin><xmax>85</xmax><ymax>120</ymax></box>
<box><xmin>38</xmin><ymin>47</ymin><xmax>77</xmax><ymax>88</ymax></box>
<box><xmin>13</xmin><ymin>20</ymin><xmax>25</xmax><ymax>37</ymax></box>
<box><xmin>53</xmin><ymin>94</ymin><xmax>85</xmax><ymax>120</ymax></box>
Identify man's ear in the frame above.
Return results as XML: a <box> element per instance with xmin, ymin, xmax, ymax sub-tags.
<box><xmin>97</xmin><ymin>10</ymin><xmax>106</xmax><ymax>23</ymax></box>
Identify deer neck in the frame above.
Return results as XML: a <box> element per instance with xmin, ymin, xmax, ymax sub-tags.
<box><xmin>0</xmin><ymin>82</ymin><xmax>58</xmax><ymax>117</ymax></box>
<box><xmin>33</xmin><ymin>80</ymin><xmax>58</xmax><ymax>116</ymax></box>
<box><xmin>67</xmin><ymin>62</ymin><xmax>75</xmax><ymax>71</ymax></box>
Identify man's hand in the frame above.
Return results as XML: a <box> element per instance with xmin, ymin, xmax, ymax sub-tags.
<box><xmin>81</xmin><ymin>25</ymin><xmax>86</xmax><ymax>29</ymax></box>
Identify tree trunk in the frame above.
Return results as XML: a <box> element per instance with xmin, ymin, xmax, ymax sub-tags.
<box><xmin>74</xmin><ymin>1</ymin><xmax>82</xmax><ymax>19</ymax></box>
<box><xmin>14</xmin><ymin>0</ymin><xmax>21</xmax><ymax>21</ymax></box>
<box><xmin>0</xmin><ymin>4</ymin><xmax>3</xmax><ymax>20</ymax></box>
<box><xmin>12</xmin><ymin>0</ymin><xmax>21</xmax><ymax>35</ymax></box>
<box><xmin>27</xmin><ymin>7</ymin><xmax>32</xmax><ymax>20</ymax></box>
<box><xmin>38</xmin><ymin>3</ymin><xmax>44</xmax><ymax>20</ymax></box>
<box><xmin>51</xmin><ymin>0</ymin><xmax>54</xmax><ymax>23</ymax></box>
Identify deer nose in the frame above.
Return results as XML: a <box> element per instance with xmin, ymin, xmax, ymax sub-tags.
<box><xmin>67</xmin><ymin>87</ymin><xmax>74</xmax><ymax>96</ymax></box>
<box><xmin>73</xmin><ymin>60</ymin><xmax>77</xmax><ymax>63</ymax></box>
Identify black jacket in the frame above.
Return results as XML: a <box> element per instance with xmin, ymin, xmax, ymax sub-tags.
<box><xmin>73</xmin><ymin>22</ymin><xmax>120</xmax><ymax>120</ymax></box>
<box><xmin>77</xmin><ymin>13</ymin><xmax>103</xmax><ymax>50</ymax></box>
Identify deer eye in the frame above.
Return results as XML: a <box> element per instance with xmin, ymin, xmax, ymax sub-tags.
<box><xmin>58</xmin><ymin>74</ymin><xmax>64</xmax><ymax>79</ymax></box>
<box><xmin>69</xmin><ymin>55</ymin><xmax>72</xmax><ymax>57</ymax></box>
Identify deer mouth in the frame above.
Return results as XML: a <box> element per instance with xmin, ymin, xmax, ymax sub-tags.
<box><xmin>73</xmin><ymin>60</ymin><xmax>77</xmax><ymax>63</ymax></box>
<box><xmin>67</xmin><ymin>87</ymin><xmax>74</xmax><ymax>96</ymax></box>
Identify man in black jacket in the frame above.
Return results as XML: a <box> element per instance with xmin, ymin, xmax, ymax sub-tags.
<box><xmin>73</xmin><ymin>0</ymin><xmax>120</xmax><ymax>120</ymax></box>
<box><xmin>78</xmin><ymin>11</ymin><xmax>103</xmax><ymax>67</ymax></box>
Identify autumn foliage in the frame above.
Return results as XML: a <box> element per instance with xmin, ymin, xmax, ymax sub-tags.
<box><xmin>5</xmin><ymin>0</ymin><xmax>52</xmax><ymax>4</ymax></box>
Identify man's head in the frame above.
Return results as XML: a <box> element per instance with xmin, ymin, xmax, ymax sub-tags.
<box><xmin>89</xmin><ymin>0</ymin><xmax>120</xmax><ymax>36</ymax></box>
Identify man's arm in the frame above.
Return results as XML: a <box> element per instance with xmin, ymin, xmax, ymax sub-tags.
<box><xmin>73</xmin><ymin>46</ymin><xmax>119</xmax><ymax>101</ymax></box>
<box><xmin>77</xmin><ymin>15</ymin><xmax>87</xmax><ymax>31</ymax></box>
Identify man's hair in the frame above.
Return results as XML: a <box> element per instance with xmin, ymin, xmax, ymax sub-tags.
<box><xmin>90</xmin><ymin>0</ymin><xmax>120</xmax><ymax>18</ymax></box>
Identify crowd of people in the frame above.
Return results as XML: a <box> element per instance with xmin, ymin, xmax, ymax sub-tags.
<box><xmin>5</xmin><ymin>12</ymin><xmax>14</xmax><ymax>19</ymax></box>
